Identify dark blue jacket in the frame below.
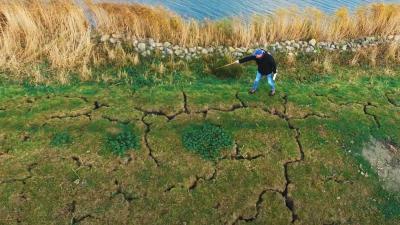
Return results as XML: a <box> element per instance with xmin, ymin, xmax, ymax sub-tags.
<box><xmin>239</xmin><ymin>52</ymin><xmax>277</xmax><ymax>75</ymax></box>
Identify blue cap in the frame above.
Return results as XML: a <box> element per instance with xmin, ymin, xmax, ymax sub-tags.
<box><xmin>253</xmin><ymin>49</ymin><xmax>265</xmax><ymax>56</ymax></box>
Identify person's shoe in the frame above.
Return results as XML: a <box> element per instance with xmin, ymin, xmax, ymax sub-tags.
<box><xmin>248</xmin><ymin>89</ymin><xmax>256</xmax><ymax>94</ymax></box>
<box><xmin>269</xmin><ymin>90</ymin><xmax>276</xmax><ymax>96</ymax></box>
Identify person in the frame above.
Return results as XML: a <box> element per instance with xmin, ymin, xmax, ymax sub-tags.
<box><xmin>235</xmin><ymin>49</ymin><xmax>277</xmax><ymax>96</ymax></box>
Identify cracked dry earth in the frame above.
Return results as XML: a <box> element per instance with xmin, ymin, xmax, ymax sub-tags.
<box><xmin>0</xmin><ymin>81</ymin><xmax>399</xmax><ymax>225</ymax></box>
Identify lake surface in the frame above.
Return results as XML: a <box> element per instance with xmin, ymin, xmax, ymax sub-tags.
<box><xmin>102</xmin><ymin>0</ymin><xmax>400</xmax><ymax>19</ymax></box>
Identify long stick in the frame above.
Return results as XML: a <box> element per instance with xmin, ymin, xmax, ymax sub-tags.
<box><xmin>215</xmin><ymin>61</ymin><xmax>237</xmax><ymax>70</ymax></box>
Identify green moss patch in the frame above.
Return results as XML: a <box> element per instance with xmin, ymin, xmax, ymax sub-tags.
<box><xmin>105</xmin><ymin>125</ymin><xmax>140</xmax><ymax>156</ymax></box>
<box><xmin>50</xmin><ymin>132</ymin><xmax>73</xmax><ymax>147</ymax></box>
<box><xmin>182</xmin><ymin>123</ymin><xmax>233</xmax><ymax>160</ymax></box>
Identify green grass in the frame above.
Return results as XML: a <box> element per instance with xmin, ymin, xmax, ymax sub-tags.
<box><xmin>50</xmin><ymin>132</ymin><xmax>73</xmax><ymax>147</ymax></box>
<box><xmin>0</xmin><ymin>57</ymin><xmax>400</xmax><ymax>224</ymax></box>
<box><xmin>105</xmin><ymin>125</ymin><xmax>140</xmax><ymax>156</ymax></box>
<box><xmin>182</xmin><ymin>123</ymin><xmax>233</xmax><ymax>160</ymax></box>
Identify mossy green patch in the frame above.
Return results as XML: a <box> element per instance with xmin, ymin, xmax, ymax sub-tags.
<box><xmin>50</xmin><ymin>132</ymin><xmax>73</xmax><ymax>147</ymax></box>
<box><xmin>182</xmin><ymin>123</ymin><xmax>233</xmax><ymax>160</ymax></box>
<box><xmin>105</xmin><ymin>125</ymin><xmax>140</xmax><ymax>156</ymax></box>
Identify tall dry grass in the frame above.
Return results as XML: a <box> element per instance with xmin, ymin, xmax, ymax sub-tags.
<box><xmin>87</xmin><ymin>1</ymin><xmax>400</xmax><ymax>46</ymax></box>
<box><xmin>0</xmin><ymin>0</ymin><xmax>92</xmax><ymax>82</ymax></box>
<box><xmin>0</xmin><ymin>0</ymin><xmax>399</xmax><ymax>82</ymax></box>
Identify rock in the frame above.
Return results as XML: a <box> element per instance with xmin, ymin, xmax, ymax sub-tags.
<box><xmin>112</xmin><ymin>33</ymin><xmax>122</xmax><ymax>39</ymax></box>
<box><xmin>165</xmin><ymin>48</ymin><xmax>173</xmax><ymax>55</ymax></box>
<box><xmin>285</xmin><ymin>40</ymin><xmax>291</xmax><ymax>45</ymax></box>
<box><xmin>394</xmin><ymin>35</ymin><xmax>400</xmax><ymax>41</ymax></box>
<box><xmin>189</xmin><ymin>47</ymin><xmax>196</xmax><ymax>53</ymax></box>
<box><xmin>138</xmin><ymin>43</ymin><xmax>146</xmax><ymax>52</ymax></box>
<box><xmin>228</xmin><ymin>46</ymin><xmax>235</xmax><ymax>52</ymax></box>
<box><xmin>309</xmin><ymin>39</ymin><xmax>317</xmax><ymax>46</ymax></box>
<box><xmin>174</xmin><ymin>49</ymin><xmax>183</xmax><ymax>56</ymax></box>
<box><xmin>286</xmin><ymin>46</ymin><xmax>294</xmax><ymax>51</ymax></box>
<box><xmin>201</xmin><ymin>48</ymin><xmax>208</xmax><ymax>54</ymax></box>
<box><xmin>366</xmin><ymin>36</ymin><xmax>376</xmax><ymax>42</ymax></box>
<box><xmin>109</xmin><ymin>38</ymin><xmax>117</xmax><ymax>44</ymax></box>
<box><xmin>185</xmin><ymin>55</ymin><xmax>192</xmax><ymax>61</ymax></box>
<box><xmin>293</xmin><ymin>43</ymin><xmax>300</xmax><ymax>49</ymax></box>
<box><xmin>172</xmin><ymin>45</ymin><xmax>180</xmax><ymax>50</ymax></box>
<box><xmin>342</xmin><ymin>45</ymin><xmax>348</xmax><ymax>51</ymax></box>
<box><xmin>388</xmin><ymin>35</ymin><xmax>394</xmax><ymax>40</ymax></box>
<box><xmin>100</xmin><ymin>34</ymin><xmax>110</xmax><ymax>42</ymax></box>
<box><xmin>148</xmin><ymin>38</ymin><xmax>155</xmax><ymax>45</ymax></box>
<box><xmin>132</xmin><ymin>40</ymin><xmax>138</xmax><ymax>46</ymax></box>
<box><xmin>305</xmin><ymin>46</ymin><xmax>314</xmax><ymax>53</ymax></box>
<box><xmin>163</xmin><ymin>42</ymin><xmax>171</xmax><ymax>48</ymax></box>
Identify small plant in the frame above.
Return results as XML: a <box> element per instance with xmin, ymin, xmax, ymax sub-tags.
<box><xmin>106</xmin><ymin>127</ymin><xmax>140</xmax><ymax>156</ymax></box>
<box><xmin>182</xmin><ymin>123</ymin><xmax>233</xmax><ymax>160</ymax></box>
<box><xmin>51</xmin><ymin>132</ymin><xmax>73</xmax><ymax>147</ymax></box>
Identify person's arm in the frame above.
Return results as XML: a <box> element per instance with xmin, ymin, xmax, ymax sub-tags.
<box><xmin>236</xmin><ymin>55</ymin><xmax>256</xmax><ymax>64</ymax></box>
<box><xmin>271</xmin><ymin>57</ymin><xmax>277</xmax><ymax>74</ymax></box>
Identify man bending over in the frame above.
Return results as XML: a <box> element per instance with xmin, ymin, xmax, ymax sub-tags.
<box><xmin>235</xmin><ymin>49</ymin><xmax>277</xmax><ymax>96</ymax></box>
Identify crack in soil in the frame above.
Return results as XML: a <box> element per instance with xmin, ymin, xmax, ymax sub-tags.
<box><xmin>111</xmin><ymin>179</ymin><xmax>138</xmax><ymax>203</ymax></box>
<box><xmin>101</xmin><ymin>115</ymin><xmax>131</xmax><ymax>124</ymax></box>
<box><xmin>140</xmin><ymin>114</ymin><xmax>160</xmax><ymax>167</ymax></box>
<box><xmin>363</xmin><ymin>102</ymin><xmax>381</xmax><ymax>128</ymax></box>
<box><xmin>221</xmin><ymin>142</ymin><xmax>265</xmax><ymax>161</ymax></box>
<box><xmin>167</xmin><ymin>142</ymin><xmax>265</xmax><ymax>193</ymax></box>
<box><xmin>134</xmin><ymin>106</ymin><xmax>184</xmax><ymax>121</ymax></box>
<box><xmin>385</xmin><ymin>92</ymin><xmax>399</xmax><ymax>107</ymax></box>
<box><xmin>164</xmin><ymin>185</ymin><xmax>176</xmax><ymax>192</ymax></box>
<box><xmin>71</xmin><ymin>156</ymin><xmax>93</xmax><ymax>169</ymax></box>
<box><xmin>48</xmin><ymin>100</ymin><xmax>109</xmax><ymax>122</ymax></box>
<box><xmin>322</xmin><ymin>175</ymin><xmax>354</xmax><ymax>185</ymax></box>
<box><xmin>63</xmin><ymin>95</ymin><xmax>89</xmax><ymax>103</ymax></box>
<box><xmin>232</xmin><ymin>189</ymin><xmax>268</xmax><ymax>224</ymax></box>
<box><xmin>71</xmin><ymin>213</ymin><xmax>92</xmax><ymax>225</ymax></box>
<box><xmin>314</xmin><ymin>92</ymin><xmax>364</xmax><ymax>107</ymax></box>
<box><xmin>260</xmin><ymin>93</ymin><xmax>306</xmax><ymax>224</ymax></box>
<box><xmin>236</xmin><ymin>91</ymin><xmax>248</xmax><ymax>108</ymax></box>
<box><xmin>0</xmin><ymin>162</ymin><xmax>38</xmax><ymax>185</ymax></box>
<box><xmin>183</xmin><ymin>91</ymin><xmax>190</xmax><ymax>114</ymax></box>
<box><xmin>292</xmin><ymin>112</ymin><xmax>331</xmax><ymax>120</ymax></box>
<box><xmin>188</xmin><ymin>169</ymin><xmax>218</xmax><ymax>191</ymax></box>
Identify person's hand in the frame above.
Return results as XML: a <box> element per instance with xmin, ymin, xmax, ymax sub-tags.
<box><xmin>234</xmin><ymin>60</ymin><xmax>239</xmax><ymax>64</ymax></box>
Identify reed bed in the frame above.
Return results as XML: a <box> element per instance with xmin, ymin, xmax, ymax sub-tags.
<box><xmin>0</xmin><ymin>0</ymin><xmax>399</xmax><ymax>82</ymax></box>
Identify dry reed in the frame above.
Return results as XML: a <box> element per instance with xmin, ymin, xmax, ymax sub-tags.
<box><xmin>0</xmin><ymin>0</ymin><xmax>399</xmax><ymax>82</ymax></box>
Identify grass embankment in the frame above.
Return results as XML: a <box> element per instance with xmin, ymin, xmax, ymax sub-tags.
<box><xmin>0</xmin><ymin>0</ymin><xmax>399</xmax><ymax>83</ymax></box>
<box><xmin>1</xmin><ymin>56</ymin><xmax>400</xmax><ymax>224</ymax></box>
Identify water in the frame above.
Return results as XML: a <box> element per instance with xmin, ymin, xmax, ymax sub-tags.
<box><xmin>102</xmin><ymin>0</ymin><xmax>400</xmax><ymax>20</ymax></box>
